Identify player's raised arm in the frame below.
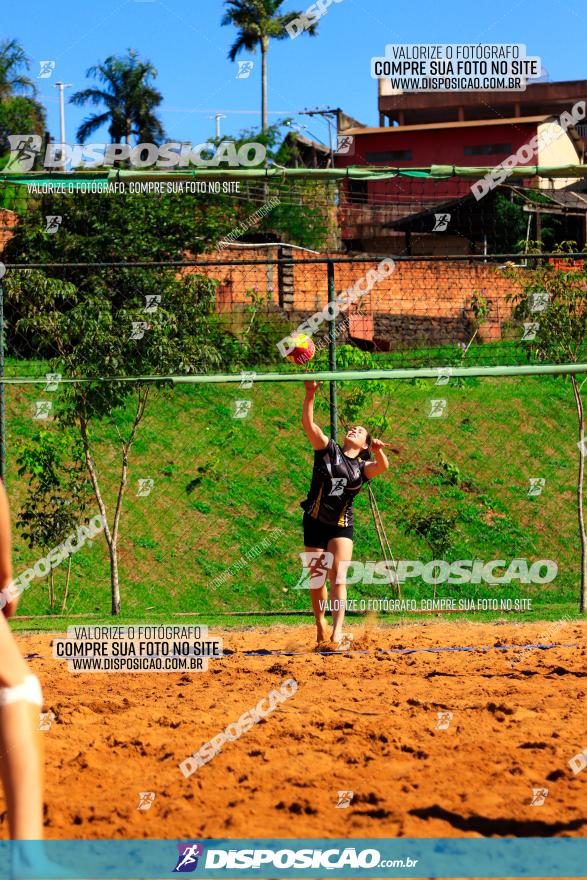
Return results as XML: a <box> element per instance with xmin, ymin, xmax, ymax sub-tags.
<box><xmin>363</xmin><ymin>438</ymin><xmax>390</xmax><ymax>480</ymax></box>
<box><xmin>302</xmin><ymin>381</ymin><xmax>329</xmax><ymax>451</ymax></box>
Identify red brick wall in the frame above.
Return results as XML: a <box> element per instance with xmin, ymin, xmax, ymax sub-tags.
<box><xmin>0</xmin><ymin>209</ymin><xmax>18</xmax><ymax>253</ymax></box>
<box><xmin>1</xmin><ymin>228</ymin><xmax>527</xmax><ymax>345</ymax></box>
<box><xmin>548</xmin><ymin>257</ymin><xmax>586</xmax><ymax>273</ymax></box>
<box><xmin>183</xmin><ymin>247</ymin><xmax>280</xmax><ymax>311</ymax></box>
<box><xmin>190</xmin><ymin>247</ymin><xmax>522</xmax><ymax>342</ymax></box>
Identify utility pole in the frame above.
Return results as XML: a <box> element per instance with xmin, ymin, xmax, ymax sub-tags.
<box><xmin>301</xmin><ymin>107</ymin><xmax>341</xmax><ymax>167</ymax></box>
<box><xmin>53</xmin><ymin>81</ymin><xmax>72</xmax><ymax>168</ymax></box>
<box><xmin>211</xmin><ymin>114</ymin><xmax>226</xmax><ymax>140</ymax></box>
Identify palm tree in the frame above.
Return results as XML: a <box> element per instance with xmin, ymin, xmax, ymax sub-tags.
<box><xmin>70</xmin><ymin>49</ymin><xmax>164</xmax><ymax>145</ymax></box>
<box><xmin>222</xmin><ymin>0</ymin><xmax>317</xmax><ymax>134</ymax></box>
<box><xmin>0</xmin><ymin>38</ymin><xmax>37</xmax><ymax>100</ymax></box>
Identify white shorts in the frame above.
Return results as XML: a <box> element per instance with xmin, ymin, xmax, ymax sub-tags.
<box><xmin>0</xmin><ymin>674</ymin><xmax>43</xmax><ymax>706</ymax></box>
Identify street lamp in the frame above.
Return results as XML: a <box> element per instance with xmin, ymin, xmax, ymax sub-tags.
<box><xmin>53</xmin><ymin>81</ymin><xmax>72</xmax><ymax>168</ymax></box>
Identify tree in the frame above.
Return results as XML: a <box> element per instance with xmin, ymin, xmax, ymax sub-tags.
<box><xmin>15</xmin><ymin>429</ymin><xmax>94</xmax><ymax>612</ymax></box>
<box><xmin>492</xmin><ymin>191</ymin><xmax>565</xmax><ymax>255</ymax></box>
<box><xmin>4</xmin><ymin>187</ymin><xmax>240</xmax><ymax>265</ymax></box>
<box><xmin>506</xmin><ymin>250</ymin><xmax>587</xmax><ymax>612</ymax></box>
<box><xmin>222</xmin><ymin>1</ymin><xmax>318</xmax><ymax>133</ymax></box>
<box><xmin>0</xmin><ymin>96</ymin><xmax>46</xmax><ymax>155</ymax></box>
<box><xmin>0</xmin><ymin>38</ymin><xmax>46</xmax><ymax>176</ymax></box>
<box><xmin>0</xmin><ymin>38</ymin><xmax>37</xmax><ymax>100</ymax></box>
<box><xmin>210</xmin><ymin>120</ymin><xmax>334</xmax><ymax>249</ymax></box>
<box><xmin>3</xmin><ymin>191</ymin><xmax>246</xmax><ymax>615</ymax></box>
<box><xmin>4</xmin><ymin>266</ymin><xmax>238</xmax><ymax>615</ymax></box>
<box><xmin>70</xmin><ymin>49</ymin><xmax>164</xmax><ymax>145</ymax></box>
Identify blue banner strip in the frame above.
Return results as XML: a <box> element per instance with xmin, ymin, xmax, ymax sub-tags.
<box><xmin>0</xmin><ymin>838</ymin><xmax>585</xmax><ymax>879</ymax></box>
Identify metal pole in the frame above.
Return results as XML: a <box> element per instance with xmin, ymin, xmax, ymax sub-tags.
<box><xmin>53</xmin><ymin>82</ymin><xmax>72</xmax><ymax>169</ymax></box>
<box><xmin>326</xmin><ymin>116</ymin><xmax>334</xmax><ymax>168</ymax></box>
<box><xmin>0</xmin><ymin>280</ymin><xmax>5</xmax><ymax>482</ymax></box>
<box><xmin>58</xmin><ymin>84</ymin><xmax>65</xmax><ymax>144</ymax></box>
<box><xmin>213</xmin><ymin>114</ymin><xmax>226</xmax><ymax>139</ymax></box>
<box><xmin>327</xmin><ymin>259</ymin><xmax>337</xmax><ymax>441</ymax></box>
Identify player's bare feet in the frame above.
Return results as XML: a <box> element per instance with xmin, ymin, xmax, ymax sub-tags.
<box><xmin>316</xmin><ymin>620</ymin><xmax>329</xmax><ymax>643</ymax></box>
<box><xmin>331</xmin><ymin>632</ymin><xmax>353</xmax><ymax>651</ymax></box>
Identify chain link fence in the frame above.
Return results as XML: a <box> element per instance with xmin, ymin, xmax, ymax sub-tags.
<box><xmin>0</xmin><ymin>251</ymin><xmax>585</xmax><ymax>617</ymax></box>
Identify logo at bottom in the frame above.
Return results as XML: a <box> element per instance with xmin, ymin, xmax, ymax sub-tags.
<box><xmin>173</xmin><ymin>843</ymin><xmax>204</xmax><ymax>873</ymax></box>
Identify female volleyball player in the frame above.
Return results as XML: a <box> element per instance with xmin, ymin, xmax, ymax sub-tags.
<box><xmin>301</xmin><ymin>380</ymin><xmax>389</xmax><ymax>648</ymax></box>
<box><xmin>0</xmin><ymin>479</ymin><xmax>44</xmax><ymax>841</ymax></box>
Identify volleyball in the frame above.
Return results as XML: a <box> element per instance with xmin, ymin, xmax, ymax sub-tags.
<box><xmin>286</xmin><ymin>334</ymin><xmax>315</xmax><ymax>365</ymax></box>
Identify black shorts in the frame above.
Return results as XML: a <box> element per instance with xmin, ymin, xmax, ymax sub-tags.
<box><xmin>302</xmin><ymin>513</ymin><xmax>354</xmax><ymax>547</ymax></box>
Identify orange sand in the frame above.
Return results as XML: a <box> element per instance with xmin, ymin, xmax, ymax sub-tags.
<box><xmin>1</xmin><ymin>620</ymin><xmax>585</xmax><ymax>841</ymax></box>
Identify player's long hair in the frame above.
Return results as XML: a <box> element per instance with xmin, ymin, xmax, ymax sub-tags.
<box><xmin>358</xmin><ymin>431</ymin><xmax>373</xmax><ymax>462</ymax></box>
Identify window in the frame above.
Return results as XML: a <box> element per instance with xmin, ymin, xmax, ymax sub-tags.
<box><xmin>347</xmin><ymin>179</ymin><xmax>368</xmax><ymax>203</ymax></box>
<box><xmin>366</xmin><ymin>150</ymin><xmax>412</xmax><ymax>162</ymax></box>
<box><xmin>464</xmin><ymin>143</ymin><xmax>512</xmax><ymax>156</ymax></box>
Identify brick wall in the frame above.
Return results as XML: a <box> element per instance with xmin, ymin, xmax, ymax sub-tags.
<box><xmin>1</xmin><ymin>227</ymin><xmax>529</xmax><ymax>348</ymax></box>
<box><xmin>190</xmin><ymin>247</ymin><xmax>523</xmax><ymax>347</ymax></box>
<box><xmin>548</xmin><ymin>258</ymin><xmax>586</xmax><ymax>273</ymax></box>
<box><xmin>0</xmin><ymin>209</ymin><xmax>18</xmax><ymax>253</ymax></box>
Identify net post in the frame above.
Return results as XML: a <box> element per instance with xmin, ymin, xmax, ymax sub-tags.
<box><xmin>327</xmin><ymin>259</ymin><xmax>337</xmax><ymax>441</ymax></box>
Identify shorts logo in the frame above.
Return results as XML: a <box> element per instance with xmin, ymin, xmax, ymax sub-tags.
<box><xmin>144</xmin><ymin>294</ymin><xmax>161</xmax><ymax>313</ymax></box>
<box><xmin>173</xmin><ymin>843</ymin><xmax>204</xmax><ymax>872</ymax></box>
<box><xmin>38</xmin><ymin>60</ymin><xmax>55</xmax><ymax>79</ymax></box>
<box><xmin>137</xmin><ymin>791</ymin><xmax>156</xmax><ymax>811</ymax></box>
<box><xmin>336</xmin><ymin>135</ymin><xmax>355</xmax><ymax>155</ymax></box>
<box><xmin>33</xmin><ymin>401</ymin><xmax>52</xmax><ymax>420</ymax></box>
<box><xmin>130</xmin><ymin>320</ymin><xmax>149</xmax><ymax>340</ymax></box>
<box><xmin>522</xmin><ymin>322</ymin><xmax>539</xmax><ymax>341</ymax></box>
<box><xmin>45</xmin><ymin>215</ymin><xmax>62</xmax><ymax>234</ymax></box>
<box><xmin>436</xmin><ymin>710</ymin><xmax>453</xmax><ymax>730</ymax></box>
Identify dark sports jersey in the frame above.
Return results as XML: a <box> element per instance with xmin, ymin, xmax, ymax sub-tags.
<box><xmin>301</xmin><ymin>439</ymin><xmax>370</xmax><ymax>527</ymax></box>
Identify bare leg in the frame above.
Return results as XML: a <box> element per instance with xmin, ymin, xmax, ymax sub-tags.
<box><xmin>0</xmin><ymin>612</ymin><xmax>44</xmax><ymax>840</ymax></box>
<box><xmin>328</xmin><ymin>537</ymin><xmax>354</xmax><ymax>644</ymax></box>
<box><xmin>304</xmin><ymin>546</ymin><xmax>330</xmax><ymax>643</ymax></box>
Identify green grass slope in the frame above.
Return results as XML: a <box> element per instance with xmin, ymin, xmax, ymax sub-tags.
<box><xmin>4</xmin><ymin>359</ymin><xmax>584</xmax><ymax>624</ymax></box>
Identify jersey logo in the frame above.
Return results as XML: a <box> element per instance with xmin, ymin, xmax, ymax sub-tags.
<box><xmin>329</xmin><ymin>477</ymin><xmax>347</xmax><ymax>497</ymax></box>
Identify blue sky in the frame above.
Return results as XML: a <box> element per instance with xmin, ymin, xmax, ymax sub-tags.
<box><xmin>4</xmin><ymin>0</ymin><xmax>586</xmax><ymax>148</ymax></box>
